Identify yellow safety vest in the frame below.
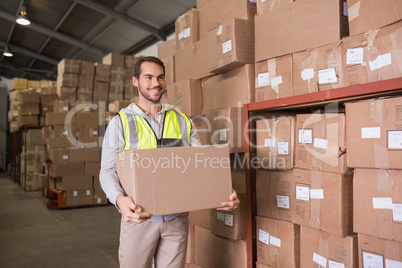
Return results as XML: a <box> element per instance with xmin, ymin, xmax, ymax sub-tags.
<box><xmin>118</xmin><ymin>110</ymin><xmax>192</xmax><ymax>150</ymax></box>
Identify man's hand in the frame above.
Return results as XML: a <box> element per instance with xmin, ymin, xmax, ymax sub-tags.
<box><xmin>217</xmin><ymin>190</ymin><xmax>240</xmax><ymax>212</ymax></box>
<box><xmin>116</xmin><ymin>195</ymin><xmax>151</xmax><ymax>223</ymax></box>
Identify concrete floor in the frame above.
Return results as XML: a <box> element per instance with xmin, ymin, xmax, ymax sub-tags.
<box><xmin>0</xmin><ymin>172</ymin><xmax>121</xmax><ymax>268</ymax></box>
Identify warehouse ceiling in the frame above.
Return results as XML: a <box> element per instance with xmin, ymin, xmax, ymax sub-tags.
<box><xmin>0</xmin><ymin>0</ymin><xmax>196</xmax><ymax>81</ymax></box>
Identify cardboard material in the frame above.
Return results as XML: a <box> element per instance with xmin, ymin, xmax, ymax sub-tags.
<box><xmin>293</xmin><ymin>169</ymin><xmax>353</xmax><ymax>236</ymax></box>
<box><xmin>68</xmin><ymin>147</ymin><xmax>101</xmax><ymax>163</ymax></box>
<box><xmin>157</xmin><ymin>39</ymin><xmax>176</xmax><ymax>60</ymax></box>
<box><xmin>296</xmin><ymin>113</ymin><xmax>348</xmax><ymax>174</ymax></box>
<box><xmin>93</xmin><ymin>188</ymin><xmax>108</xmax><ymax>205</ymax></box>
<box><xmin>255</xmin><ymin>0</ymin><xmax>348</xmax><ymax>61</ymax></box>
<box><xmin>53</xmin><ymin>99</ymin><xmax>70</xmax><ymax>113</ymax></box>
<box><xmin>194</xmin><ymin>225</ymin><xmax>247</xmax><ymax>268</ymax></box>
<box><xmin>210</xmin><ymin>193</ymin><xmax>247</xmax><ymax>240</ymax></box>
<box><xmin>207</xmin><ymin>18</ymin><xmax>254</xmax><ymax>74</ymax></box>
<box><xmin>300</xmin><ymin>225</ymin><xmax>357</xmax><ymax>268</ymax></box>
<box><xmin>85</xmin><ymin>162</ymin><xmax>101</xmax><ymax>176</ymax></box>
<box><xmin>17</xmin><ymin>115</ymin><xmax>39</xmax><ymax>128</ymax></box>
<box><xmin>342</xmin><ymin>21</ymin><xmax>402</xmax><ymax>87</ymax></box>
<box><xmin>26</xmin><ymin>129</ymin><xmax>46</xmax><ymax>146</ymax></box>
<box><xmin>255</xmin><ymin>116</ymin><xmax>295</xmax><ymax>170</ymax></box>
<box><xmin>47</xmin><ymin>137</ymin><xmax>77</xmax><ymax>149</ymax></box>
<box><xmin>9</xmin><ymin>78</ymin><xmax>28</xmax><ymax>90</ymax></box>
<box><xmin>175</xmin><ymin>9</ymin><xmax>199</xmax><ymax>51</ymax></box>
<box><xmin>102</xmin><ymin>53</ymin><xmax>125</xmax><ymax>67</ymax></box>
<box><xmin>54</xmin><ymin>176</ymin><xmax>93</xmax><ymax>190</ymax></box>
<box><xmin>255</xmin><ymin>55</ymin><xmax>293</xmax><ymax>101</ymax></box>
<box><xmin>353</xmin><ymin>168</ymin><xmax>402</xmax><ymax>242</ymax></box>
<box><xmin>206</xmin><ymin>107</ymin><xmax>244</xmax><ymax>153</ymax></box>
<box><xmin>230</xmin><ymin>153</ymin><xmax>246</xmax><ymax>194</ymax></box>
<box><xmin>46</xmin><ymin>112</ymin><xmax>74</xmax><ymax>126</ymax></box>
<box><xmin>358</xmin><ymin>233</ymin><xmax>402</xmax><ymax>268</ymax></box>
<box><xmin>58</xmin><ymin>59</ymin><xmax>80</xmax><ymax>74</ymax></box>
<box><xmin>202</xmin><ymin>64</ymin><xmax>254</xmax><ymax>114</ymax></box>
<box><xmin>198</xmin><ymin>0</ymin><xmax>256</xmax><ymax>39</ymax></box>
<box><xmin>57</xmin><ymin>73</ymin><xmax>79</xmax><ymax>87</ymax></box>
<box><xmin>49</xmin><ymin>148</ymin><xmax>70</xmax><ymax>163</ymax></box>
<box><xmin>57</xmin><ymin>87</ymin><xmax>76</xmax><ymax>102</ymax></box>
<box><xmin>167</xmin><ymin>80</ymin><xmax>202</xmax><ymax>117</ymax></box>
<box><xmin>92</xmin><ymin>81</ymin><xmax>109</xmax><ymax>103</ymax></box>
<box><xmin>347</xmin><ymin>0</ymin><xmax>402</xmax><ymax>35</ymax></box>
<box><xmin>256</xmin><ymin>169</ymin><xmax>294</xmax><ymax>222</ymax></box>
<box><xmin>19</xmin><ymin>90</ymin><xmax>40</xmax><ymax>104</ymax></box>
<box><xmin>40</xmin><ymin>87</ymin><xmax>57</xmax><ymax>95</ymax></box>
<box><xmin>64</xmin><ymin>189</ymin><xmax>93</xmax><ymax>207</ymax></box>
<box><xmin>345</xmin><ymin>96</ymin><xmax>402</xmax><ymax>169</ymax></box>
<box><xmin>256</xmin><ymin>216</ymin><xmax>300</xmax><ymax>268</ymax></box>
<box><xmin>79</xmin><ymin>61</ymin><xmax>95</xmax><ymax>76</ymax></box>
<box><xmin>161</xmin><ymin>55</ymin><xmax>175</xmax><ymax>86</ymax></box>
<box><xmin>78</xmin><ymin>75</ymin><xmax>94</xmax><ymax>92</ymax></box>
<box><xmin>19</xmin><ymin>103</ymin><xmax>40</xmax><ymax>115</ymax></box>
<box><xmin>51</xmin><ymin>162</ymin><xmax>85</xmax><ymax>177</ymax></box>
<box><xmin>115</xmin><ymin>145</ymin><xmax>232</xmax><ymax>216</ymax></box>
<box><xmin>188</xmin><ymin>209</ymin><xmax>212</xmax><ymax>230</ymax></box>
<box><xmin>191</xmin><ymin>115</ymin><xmax>211</xmax><ymax>146</ymax></box>
<box><xmin>293</xmin><ymin>41</ymin><xmax>343</xmax><ymax>95</ymax></box>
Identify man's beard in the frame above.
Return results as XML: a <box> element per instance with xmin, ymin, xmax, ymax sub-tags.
<box><xmin>138</xmin><ymin>85</ymin><xmax>165</xmax><ymax>103</ymax></box>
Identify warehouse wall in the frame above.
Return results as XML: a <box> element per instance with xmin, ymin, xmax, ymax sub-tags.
<box><xmin>0</xmin><ymin>83</ymin><xmax>8</xmax><ymax>170</ymax></box>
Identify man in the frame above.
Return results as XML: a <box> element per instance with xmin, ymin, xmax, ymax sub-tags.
<box><xmin>100</xmin><ymin>56</ymin><xmax>240</xmax><ymax>268</ymax></box>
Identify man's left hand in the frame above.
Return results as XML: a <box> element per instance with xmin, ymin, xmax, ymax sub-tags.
<box><xmin>217</xmin><ymin>189</ymin><xmax>240</xmax><ymax>212</ymax></box>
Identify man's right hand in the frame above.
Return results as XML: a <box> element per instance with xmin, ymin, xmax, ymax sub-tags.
<box><xmin>116</xmin><ymin>195</ymin><xmax>151</xmax><ymax>224</ymax></box>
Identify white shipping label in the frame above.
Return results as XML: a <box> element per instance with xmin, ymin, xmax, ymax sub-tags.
<box><xmin>84</xmin><ymin>107</ymin><xmax>90</xmax><ymax>111</ymax></box>
<box><xmin>329</xmin><ymin>260</ymin><xmax>345</xmax><ymax>268</ymax></box>
<box><xmin>73</xmin><ymin>191</ymin><xmax>78</xmax><ymax>197</ymax></box>
<box><xmin>277</xmin><ymin>195</ymin><xmax>290</xmax><ymax>209</ymax></box>
<box><xmin>296</xmin><ymin>186</ymin><xmax>310</xmax><ymax>201</ymax></box>
<box><xmin>259</xmin><ymin>229</ymin><xmax>270</xmax><ymax>245</ymax></box>
<box><xmin>299</xmin><ymin>129</ymin><xmax>313</xmax><ymax>144</ymax></box>
<box><xmin>392</xmin><ymin>203</ymin><xmax>402</xmax><ymax>222</ymax></box>
<box><xmin>264</xmin><ymin>138</ymin><xmax>275</xmax><ymax>148</ymax></box>
<box><xmin>97</xmin><ymin>198</ymin><xmax>102</xmax><ymax>204</ymax></box>
<box><xmin>278</xmin><ymin>142</ymin><xmax>289</xmax><ymax>155</ymax></box>
<box><xmin>313</xmin><ymin>253</ymin><xmax>327</xmax><ymax>268</ymax></box>
<box><xmin>86</xmin><ymin>190</ymin><xmax>91</xmax><ymax>195</ymax></box>
<box><xmin>92</xmin><ymin>131</ymin><xmax>98</xmax><ymax>135</ymax></box>
<box><xmin>62</xmin><ymin>155</ymin><xmax>68</xmax><ymax>160</ymax></box>
<box><xmin>269</xmin><ymin>235</ymin><xmax>281</xmax><ymax>248</ymax></box>
<box><xmin>372</xmin><ymin>197</ymin><xmax>393</xmax><ymax>209</ymax></box>
<box><xmin>183</xmin><ymin>27</ymin><xmax>191</xmax><ymax>39</ymax></box>
<box><xmin>271</xmin><ymin>75</ymin><xmax>283</xmax><ymax>87</ymax></box>
<box><xmin>310</xmin><ymin>189</ymin><xmax>324</xmax><ymax>199</ymax></box>
<box><xmin>301</xmin><ymin>68</ymin><xmax>314</xmax><ymax>81</ymax></box>
<box><xmin>178</xmin><ymin>31</ymin><xmax>184</xmax><ymax>40</ymax></box>
<box><xmin>219</xmin><ymin>129</ymin><xmax>227</xmax><ymax>142</ymax></box>
<box><xmin>222</xmin><ymin>39</ymin><xmax>232</xmax><ymax>54</ymax></box>
<box><xmin>63</xmin><ymin>106</ymin><xmax>68</xmax><ymax>111</ymax></box>
<box><xmin>258</xmin><ymin>72</ymin><xmax>270</xmax><ymax>87</ymax></box>
<box><xmin>43</xmin><ymin>107</ymin><xmax>48</xmax><ymax>111</ymax></box>
<box><xmin>217</xmin><ymin>212</ymin><xmax>225</xmax><ymax>221</ymax></box>
<box><xmin>346</xmin><ymin>48</ymin><xmax>364</xmax><ymax>65</ymax></box>
<box><xmin>314</xmin><ymin>138</ymin><xmax>328</xmax><ymax>150</ymax></box>
<box><xmin>224</xmin><ymin>214</ymin><xmax>234</xmax><ymax>227</ymax></box>
<box><xmin>363</xmin><ymin>252</ymin><xmax>384</xmax><ymax>268</ymax></box>
<box><xmin>369</xmin><ymin>53</ymin><xmax>392</xmax><ymax>71</ymax></box>
<box><xmin>386</xmin><ymin>259</ymin><xmax>402</xmax><ymax>268</ymax></box>
<box><xmin>361</xmin><ymin>127</ymin><xmax>381</xmax><ymax>139</ymax></box>
<box><xmin>318</xmin><ymin>68</ymin><xmax>337</xmax><ymax>84</ymax></box>
<box><xmin>388</xmin><ymin>131</ymin><xmax>402</xmax><ymax>149</ymax></box>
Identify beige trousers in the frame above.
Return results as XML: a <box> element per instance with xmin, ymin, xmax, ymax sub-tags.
<box><xmin>119</xmin><ymin>214</ymin><xmax>189</xmax><ymax>268</ymax></box>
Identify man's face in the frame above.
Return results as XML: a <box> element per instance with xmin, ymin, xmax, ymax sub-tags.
<box><xmin>132</xmin><ymin>61</ymin><xmax>165</xmax><ymax>103</ymax></box>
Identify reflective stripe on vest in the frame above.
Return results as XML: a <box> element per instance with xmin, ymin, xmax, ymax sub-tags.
<box><xmin>118</xmin><ymin>110</ymin><xmax>192</xmax><ymax>150</ymax></box>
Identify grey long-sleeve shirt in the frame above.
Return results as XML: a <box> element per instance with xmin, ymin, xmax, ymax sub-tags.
<box><xmin>99</xmin><ymin>103</ymin><xmax>201</xmax><ymax>222</ymax></box>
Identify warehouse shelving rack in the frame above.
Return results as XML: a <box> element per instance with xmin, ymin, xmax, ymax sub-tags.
<box><xmin>242</xmin><ymin>77</ymin><xmax>402</xmax><ymax>268</ymax></box>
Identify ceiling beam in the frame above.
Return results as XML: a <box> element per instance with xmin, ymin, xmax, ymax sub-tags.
<box><xmin>1</xmin><ymin>62</ymin><xmax>50</xmax><ymax>80</ymax></box>
<box><xmin>0</xmin><ymin>9</ymin><xmax>107</xmax><ymax>56</ymax></box>
<box><xmin>73</xmin><ymin>0</ymin><xmax>167</xmax><ymax>41</ymax></box>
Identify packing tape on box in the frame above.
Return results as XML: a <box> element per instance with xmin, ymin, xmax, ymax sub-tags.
<box><xmin>314</xmin><ymin>232</ymin><xmax>329</xmax><ymax>267</ymax></box>
<box><xmin>310</xmin><ymin>171</ymin><xmax>323</xmax><ymax>230</ymax></box>
<box><xmin>268</xmin><ymin>58</ymin><xmax>278</xmax><ymax>94</ymax></box>
<box><xmin>301</xmin><ymin>49</ymin><xmax>320</xmax><ymax>93</ymax></box>
<box><xmin>347</xmin><ymin>1</ymin><xmax>360</xmax><ymax>22</ymax></box>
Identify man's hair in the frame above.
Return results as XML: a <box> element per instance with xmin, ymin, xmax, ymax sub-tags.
<box><xmin>133</xmin><ymin>56</ymin><xmax>165</xmax><ymax>79</ymax></box>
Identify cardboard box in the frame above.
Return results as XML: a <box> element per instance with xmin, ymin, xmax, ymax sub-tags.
<box><xmin>255</xmin><ymin>116</ymin><xmax>295</xmax><ymax>170</ymax></box>
<box><xmin>57</xmin><ymin>73</ymin><xmax>79</xmax><ymax>87</ymax></box>
<box><xmin>201</xmin><ymin>64</ymin><xmax>254</xmax><ymax>114</ymax></box>
<box><xmin>110</xmin><ymin>66</ymin><xmax>126</xmax><ymax>81</ymax></box>
<box><xmin>75</xmin><ymin>112</ymin><xmax>99</xmax><ymax>126</ymax></box>
<box><xmin>49</xmin><ymin>148</ymin><xmax>70</xmax><ymax>163</ymax></box>
<box><xmin>92</xmin><ymin>81</ymin><xmax>109</xmax><ymax>103</ymax></box>
<box><xmin>26</xmin><ymin>129</ymin><xmax>46</xmax><ymax>146</ymax></box>
<box><xmin>161</xmin><ymin>55</ymin><xmax>175</xmax><ymax>86</ymax></box>
<box><xmin>93</xmin><ymin>188</ymin><xmax>108</xmax><ymax>205</ymax></box>
<box><xmin>47</xmin><ymin>137</ymin><xmax>77</xmax><ymax>149</ymax></box>
<box><xmin>255</xmin><ymin>0</ymin><xmax>348</xmax><ymax>61</ymax></box>
<box><xmin>28</xmin><ymin>80</ymin><xmax>40</xmax><ymax>89</ymax></box>
<box><xmin>296</xmin><ymin>113</ymin><xmax>348</xmax><ymax>174</ymax></box>
<box><xmin>198</xmin><ymin>0</ymin><xmax>256</xmax><ymax>39</ymax></box>
<box><xmin>157</xmin><ymin>39</ymin><xmax>176</xmax><ymax>59</ymax></box>
<box><xmin>58</xmin><ymin>59</ymin><xmax>80</xmax><ymax>74</ymax></box>
<box><xmin>19</xmin><ymin>103</ymin><xmax>40</xmax><ymax>115</ymax></box>
<box><xmin>353</xmin><ymin>168</ymin><xmax>402</xmax><ymax>242</ymax></box>
<box><xmin>210</xmin><ymin>193</ymin><xmax>247</xmax><ymax>240</ymax></box>
<box><xmin>194</xmin><ymin>225</ymin><xmax>247</xmax><ymax>268</ymax></box>
<box><xmin>17</xmin><ymin>115</ymin><xmax>39</xmax><ymax>128</ymax></box>
<box><xmin>40</xmin><ymin>87</ymin><xmax>57</xmax><ymax>95</ymax></box>
<box><xmin>115</xmin><ymin>145</ymin><xmax>232</xmax><ymax>216</ymax></box>
<box><xmin>46</xmin><ymin>112</ymin><xmax>74</xmax><ymax>126</ymax></box>
<box><xmin>79</xmin><ymin>60</ymin><xmax>95</xmax><ymax>76</ymax></box>
<box><xmin>64</xmin><ymin>189</ymin><xmax>93</xmax><ymax>207</ymax></box>
<box><xmin>40</xmin><ymin>94</ymin><xmax>58</xmax><ymax>106</ymax></box>
<box><xmin>108</xmin><ymin>100</ymin><xmax>131</xmax><ymax>115</ymax></box>
<box><xmin>293</xmin><ymin>168</ymin><xmax>353</xmax><ymax>236</ymax></box>
<box><xmin>207</xmin><ymin>18</ymin><xmax>254</xmax><ymax>74</ymax></box>
<box><xmin>255</xmin><ymin>55</ymin><xmax>293</xmax><ymax>101</ymax></box>
<box><xmin>189</xmin><ymin>209</ymin><xmax>212</xmax><ymax>229</ymax></box>
<box><xmin>51</xmin><ymin>162</ymin><xmax>85</xmax><ymax>177</ymax></box>
<box><xmin>102</xmin><ymin>53</ymin><xmax>125</xmax><ymax>67</ymax></box>
<box><xmin>230</xmin><ymin>153</ymin><xmax>246</xmax><ymax>194</ymax></box>
<box><xmin>345</xmin><ymin>96</ymin><xmax>402</xmax><ymax>169</ymax></box>
<box><xmin>358</xmin><ymin>233</ymin><xmax>402</xmax><ymax>268</ymax></box>
<box><xmin>42</xmin><ymin>105</ymin><xmax>53</xmax><ymax>115</ymax></box>
<box><xmin>53</xmin><ymin>99</ymin><xmax>70</xmax><ymax>113</ymax></box>
<box><xmin>205</xmin><ymin>107</ymin><xmax>244</xmax><ymax>153</ymax></box>
<box><xmin>9</xmin><ymin>78</ymin><xmax>28</xmax><ymax>90</ymax></box>
<box><xmin>175</xmin><ymin>9</ymin><xmax>199</xmax><ymax>51</ymax></box>
<box><xmin>256</xmin><ymin>169</ymin><xmax>294</xmax><ymax>222</ymax></box>
<box><xmin>342</xmin><ymin>21</ymin><xmax>402</xmax><ymax>87</ymax></box>
<box><xmin>191</xmin><ymin>115</ymin><xmax>211</xmax><ymax>146</ymax></box>
<box><xmin>175</xmin><ymin>37</ymin><xmax>211</xmax><ymax>81</ymax></box>
<box><xmin>85</xmin><ymin>162</ymin><xmax>101</xmax><ymax>176</ymax></box>
<box><xmin>293</xmin><ymin>41</ymin><xmax>343</xmax><ymax>95</ymax></box>
<box><xmin>347</xmin><ymin>0</ymin><xmax>402</xmax><ymax>36</ymax></box>
<box><xmin>19</xmin><ymin>90</ymin><xmax>40</xmax><ymax>104</ymax></box>
<box><xmin>54</xmin><ymin>176</ymin><xmax>93</xmax><ymax>190</ymax></box>
<box><xmin>125</xmin><ymin>55</ymin><xmax>143</xmax><ymax>69</ymax></box>
<box><xmin>167</xmin><ymin>80</ymin><xmax>202</xmax><ymax>117</ymax></box>
<box><xmin>300</xmin><ymin>225</ymin><xmax>357</xmax><ymax>268</ymax></box>
<box><xmin>57</xmin><ymin>87</ymin><xmax>76</xmax><ymax>102</ymax></box>
<box><xmin>256</xmin><ymin>216</ymin><xmax>300</xmax><ymax>268</ymax></box>
<box><xmin>69</xmin><ymin>147</ymin><xmax>101</xmax><ymax>163</ymax></box>
<box><xmin>40</xmin><ymin>80</ymin><xmax>56</xmax><ymax>88</ymax></box>
<box><xmin>94</xmin><ymin>63</ymin><xmax>111</xmax><ymax>77</ymax></box>
<box><xmin>78</xmin><ymin>75</ymin><xmax>94</xmax><ymax>92</ymax></box>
